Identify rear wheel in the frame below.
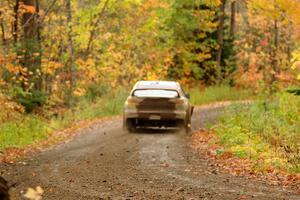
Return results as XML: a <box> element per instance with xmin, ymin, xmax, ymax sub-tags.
<box><xmin>185</xmin><ymin>125</ymin><xmax>191</xmax><ymax>134</ymax></box>
<box><xmin>179</xmin><ymin>122</ymin><xmax>191</xmax><ymax>134</ymax></box>
<box><xmin>178</xmin><ymin>119</ymin><xmax>190</xmax><ymax>134</ymax></box>
<box><xmin>178</xmin><ymin>125</ymin><xmax>190</xmax><ymax>134</ymax></box>
<box><xmin>123</xmin><ymin>119</ymin><xmax>136</xmax><ymax>133</ymax></box>
<box><xmin>185</xmin><ymin>110</ymin><xmax>192</xmax><ymax>134</ymax></box>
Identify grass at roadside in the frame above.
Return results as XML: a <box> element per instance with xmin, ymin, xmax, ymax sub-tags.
<box><xmin>0</xmin><ymin>89</ymin><xmax>128</xmax><ymax>150</ymax></box>
<box><xmin>189</xmin><ymin>85</ymin><xmax>253</xmax><ymax>105</ymax></box>
<box><xmin>212</xmin><ymin>93</ymin><xmax>300</xmax><ymax>173</ymax></box>
<box><xmin>49</xmin><ymin>89</ymin><xmax>128</xmax><ymax>130</ymax></box>
<box><xmin>0</xmin><ymin>117</ymin><xmax>49</xmax><ymax>149</ymax></box>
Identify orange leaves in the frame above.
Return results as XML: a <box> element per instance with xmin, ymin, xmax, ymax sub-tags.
<box><xmin>0</xmin><ymin>52</ymin><xmax>2</xmax><ymax>65</ymax></box>
<box><xmin>190</xmin><ymin>129</ymin><xmax>300</xmax><ymax>192</ymax></box>
<box><xmin>73</xmin><ymin>87</ymin><xmax>86</xmax><ymax>97</ymax></box>
<box><xmin>0</xmin><ymin>93</ymin><xmax>24</xmax><ymax>123</ymax></box>
<box><xmin>260</xmin><ymin>39</ymin><xmax>268</xmax><ymax>47</ymax></box>
<box><xmin>43</xmin><ymin>61</ymin><xmax>63</xmax><ymax>75</ymax></box>
<box><xmin>19</xmin><ymin>4</ymin><xmax>36</xmax><ymax>14</ymax></box>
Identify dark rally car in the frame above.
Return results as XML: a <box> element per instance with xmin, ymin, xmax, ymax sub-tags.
<box><xmin>123</xmin><ymin>81</ymin><xmax>193</xmax><ymax>133</ymax></box>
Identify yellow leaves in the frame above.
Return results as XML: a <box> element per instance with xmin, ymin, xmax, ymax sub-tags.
<box><xmin>200</xmin><ymin>0</ymin><xmax>221</xmax><ymax>7</ymax></box>
<box><xmin>0</xmin><ymin>79</ymin><xmax>6</xmax><ymax>87</ymax></box>
<box><xmin>291</xmin><ymin>49</ymin><xmax>300</xmax><ymax>80</ymax></box>
<box><xmin>0</xmin><ymin>93</ymin><xmax>24</xmax><ymax>123</ymax></box>
<box><xmin>73</xmin><ymin>87</ymin><xmax>86</xmax><ymax>97</ymax></box>
<box><xmin>291</xmin><ymin>50</ymin><xmax>300</xmax><ymax>69</ymax></box>
<box><xmin>291</xmin><ymin>61</ymin><xmax>300</xmax><ymax>70</ymax></box>
<box><xmin>24</xmin><ymin>186</ymin><xmax>44</xmax><ymax>200</ymax></box>
<box><xmin>197</xmin><ymin>53</ymin><xmax>211</xmax><ymax>62</ymax></box>
<box><xmin>275</xmin><ymin>0</ymin><xmax>300</xmax><ymax>25</ymax></box>
<box><xmin>103</xmin><ymin>32</ymin><xmax>113</xmax><ymax>40</ymax></box>
<box><xmin>76</xmin><ymin>58</ymin><xmax>97</xmax><ymax>80</ymax></box>
<box><xmin>249</xmin><ymin>0</ymin><xmax>300</xmax><ymax>25</ymax></box>
<box><xmin>250</xmin><ymin>0</ymin><xmax>279</xmax><ymax>19</ymax></box>
<box><xmin>139</xmin><ymin>63</ymin><xmax>168</xmax><ymax>82</ymax></box>
<box><xmin>146</xmin><ymin>72</ymin><xmax>159</xmax><ymax>81</ymax></box>
<box><xmin>43</xmin><ymin>61</ymin><xmax>63</xmax><ymax>75</ymax></box>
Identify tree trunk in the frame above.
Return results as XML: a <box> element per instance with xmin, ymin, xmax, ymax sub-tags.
<box><xmin>216</xmin><ymin>0</ymin><xmax>226</xmax><ymax>82</ymax></box>
<box><xmin>21</xmin><ymin>0</ymin><xmax>42</xmax><ymax>91</ymax></box>
<box><xmin>230</xmin><ymin>0</ymin><xmax>236</xmax><ymax>38</ymax></box>
<box><xmin>0</xmin><ymin>11</ymin><xmax>6</xmax><ymax>44</ymax></box>
<box><xmin>274</xmin><ymin>20</ymin><xmax>279</xmax><ymax>70</ymax></box>
<box><xmin>286</xmin><ymin>22</ymin><xmax>292</xmax><ymax>63</ymax></box>
<box><xmin>272</xmin><ymin>20</ymin><xmax>279</xmax><ymax>76</ymax></box>
<box><xmin>66</xmin><ymin>0</ymin><xmax>75</xmax><ymax>100</ymax></box>
<box><xmin>13</xmin><ymin>0</ymin><xmax>20</xmax><ymax>43</ymax></box>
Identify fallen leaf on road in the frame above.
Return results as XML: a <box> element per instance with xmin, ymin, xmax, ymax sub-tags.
<box><xmin>24</xmin><ymin>186</ymin><xmax>44</xmax><ymax>200</ymax></box>
<box><xmin>176</xmin><ymin>187</ymin><xmax>184</xmax><ymax>192</ymax></box>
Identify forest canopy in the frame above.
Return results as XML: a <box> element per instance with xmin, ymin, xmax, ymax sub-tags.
<box><xmin>0</xmin><ymin>0</ymin><xmax>299</xmax><ymax>111</ymax></box>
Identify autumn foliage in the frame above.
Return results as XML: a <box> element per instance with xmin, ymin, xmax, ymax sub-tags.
<box><xmin>0</xmin><ymin>0</ymin><xmax>299</xmax><ymax>113</ymax></box>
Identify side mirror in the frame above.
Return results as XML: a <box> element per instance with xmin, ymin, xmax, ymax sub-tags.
<box><xmin>185</xmin><ymin>93</ymin><xmax>190</xmax><ymax>99</ymax></box>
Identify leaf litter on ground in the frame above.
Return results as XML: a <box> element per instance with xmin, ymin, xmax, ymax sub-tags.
<box><xmin>190</xmin><ymin>129</ymin><xmax>300</xmax><ymax>193</ymax></box>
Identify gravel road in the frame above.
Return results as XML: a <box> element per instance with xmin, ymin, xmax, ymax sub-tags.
<box><xmin>1</xmin><ymin>104</ymin><xmax>299</xmax><ymax>200</ymax></box>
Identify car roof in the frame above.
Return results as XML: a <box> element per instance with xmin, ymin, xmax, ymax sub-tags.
<box><xmin>134</xmin><ymin>81</ymin><xmax>181</xmax><ymax>90</ymax></box>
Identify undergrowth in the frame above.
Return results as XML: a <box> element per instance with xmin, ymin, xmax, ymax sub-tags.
<box><xmin>189</xmin><ymin>85</ymin><xmax>253</xmax><ymax>105</ymax></box>
<box><xmin>213</xmin><ymin>93</ymin><xmax>300</xmax><ymax>173</ymax></box>
<box><xmin>0</xmin><ymin>117</ymin><xmax>49</xmax><ymax>149</ymax></box>
<box><xmin>0</xmin><ymin>88</ymin><xmax>128</xmax><ymax>150</ymax></box>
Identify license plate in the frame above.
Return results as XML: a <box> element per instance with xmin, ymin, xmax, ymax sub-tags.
<box><xmin>149</xmin><ymin>115</ymin><xmax>161</xmax><ymax>120</ymax></box>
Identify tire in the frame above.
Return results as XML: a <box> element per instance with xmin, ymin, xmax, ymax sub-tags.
<box><xmin>178</xmin><ymin>125</ymin><xmax>190</xmax><ymax>134</ymax></box>
<box><xmin>185</xmin><ymin>110</ymin><xmax>192</xmax><ymax>134</ymax></box>
<box><xmin>178</xmin><ymin>119</ymin><xmax>190</xmax><ymax>134</ymax></box>
<box><xmin>185</xmin><ymin>126</ymin><xmax>191</xmax><ymax>134</ymax></box>
<box><xmin>123</xmin><ymin>118</ymin><xmax>136</xmax><ymax>133</ymax></box>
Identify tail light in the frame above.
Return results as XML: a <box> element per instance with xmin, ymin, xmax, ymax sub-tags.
<box><xmin>127</xmin><ymin>97</ymin><xmax>139</xmax><ymax>104</ymax></box>
<box><xmin>174</xmin><ymin>99</ymin><xmax>184</xmax><ymax>104</ymax></box>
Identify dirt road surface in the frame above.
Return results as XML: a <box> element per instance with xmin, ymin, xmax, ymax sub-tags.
<box><xmin>1</xmin><ymin>105</ymin><xmax>299</xmax><ymax>200</ymax></box>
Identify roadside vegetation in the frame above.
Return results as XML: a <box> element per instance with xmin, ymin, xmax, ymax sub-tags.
<box><xmin>0</xmin><ymin>89</ymin><xmax>128</xmax><ymax>150</ymax></box>
<box><xmin>212</xmin><ymin>92</ymin><xmax>300</xmax><ymax>173</ymax></box>
<box><xmin>189</xmin><ymin>85</ymin><xmax>253</xmax><ymax>105</ymax></box>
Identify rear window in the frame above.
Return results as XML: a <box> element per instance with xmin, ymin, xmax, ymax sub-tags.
<box><xmin>133</xmin><ymin>89</ymin><xmax>179</xmax><ymax>98</ymax></box>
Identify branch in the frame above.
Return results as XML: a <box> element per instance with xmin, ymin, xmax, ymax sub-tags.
<box><xmin>37</xmin><ymin>0</ymin><xmax>57</xmax><ymax>25</ymax></box>
<box><xmin>20</xmin><ymin>0</ymin><xmax>58</xmax><ymax>29</ymax></box>
<box><xmin>85</xmin><ymin>0</ymin><xmax>110</xmax><ymax>55</ymax></box>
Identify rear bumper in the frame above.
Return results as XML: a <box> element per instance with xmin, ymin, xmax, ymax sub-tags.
<box><xmin>124</xmin><ymin>110</ymin><xmax>187</xmax><ymax>120</ymax></box>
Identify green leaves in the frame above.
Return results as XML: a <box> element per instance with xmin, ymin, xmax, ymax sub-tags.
<box><xmin>215</xmin><ymin>93</ymin><xmax>300</xmax><ymax>173</ymax></box>
<box><xmin>167</xmin><ymin>0</ymin><xmax>220</xmax><ymax>83</ymax></box>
